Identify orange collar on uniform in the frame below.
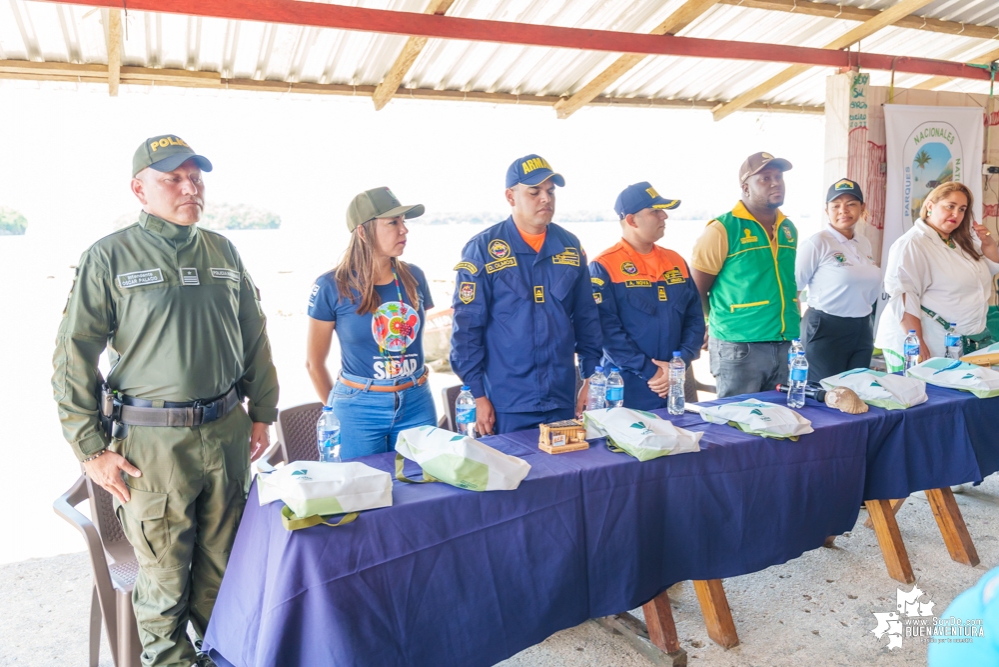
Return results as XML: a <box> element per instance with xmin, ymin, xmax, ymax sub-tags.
<box><xmin>594</xmin><ymin>239</ymin><xmax>688</xmax><ymax>283</ymax></box>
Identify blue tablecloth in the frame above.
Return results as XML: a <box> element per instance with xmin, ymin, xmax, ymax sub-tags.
<box><xmin>204</xmin><ymin>395</ymin><xmax>873</xmax><ymax>667</ymax></box>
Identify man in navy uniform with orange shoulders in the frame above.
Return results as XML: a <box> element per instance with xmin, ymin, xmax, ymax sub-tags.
<box><xmin>590</xmin><ymin>182</ymin><xmax>704</xmax><ymax>409</ymax></box>
<box><xmin>450</xmin><ymin>154</ymin><xmax>602</xmax><ymax>435</ymax></box>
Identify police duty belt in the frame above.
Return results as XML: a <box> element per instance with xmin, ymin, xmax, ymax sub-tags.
<box><xmin>102</xmin><ymin>386</ymin><xmax>240</xmax><ymax>428</ymax></box>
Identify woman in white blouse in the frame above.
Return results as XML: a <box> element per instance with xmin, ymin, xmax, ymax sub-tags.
<box><xmin>796</xmin><ymin>178</ymin><xmax>882</xmax><ymax>381</ymax></box>
<box><xmin>875</xmin><ymin>182</ymin><xmax>999</xmax><ymax>372</ymax></box>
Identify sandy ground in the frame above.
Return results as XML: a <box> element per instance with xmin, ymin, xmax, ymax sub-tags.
<box><xmin>2</xmin><ymin>475</ymin><xmax>997</xmax><ymax>666</ymax></box>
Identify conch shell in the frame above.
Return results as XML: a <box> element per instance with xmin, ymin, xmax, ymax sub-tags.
<box><xmin>824</xmin><ymin>386</ymin><xmax>868</xmax><ymax>414</ymax></box>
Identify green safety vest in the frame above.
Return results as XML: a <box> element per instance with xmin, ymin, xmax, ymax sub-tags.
<box><xmin>707</xmin><ymin>202</ymin><xmax>800</xmax><ymax>343</ymax></box>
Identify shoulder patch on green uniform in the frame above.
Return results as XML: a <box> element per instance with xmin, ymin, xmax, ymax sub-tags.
<box><xmin>459</xmin><ymin>282</ymin><xmax>476</xmax><ymax>304</ymax></box>
<box><xmin>454</xmin><ymin>261</ymin><xmax>478</xmax><ymax>275</ymax></box>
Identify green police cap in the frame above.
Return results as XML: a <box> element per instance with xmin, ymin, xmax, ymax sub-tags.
<box><xmin>132</xmin><ymin>135</ymin><xmax>213</xmax><ymax>177</ymax></box>
<box><xmin>346</xmin><ymin>187</ymin><xmax>425</xmax><ymax>232</ymax></box>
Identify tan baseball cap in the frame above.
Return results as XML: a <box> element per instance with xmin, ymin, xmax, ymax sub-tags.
<box><xmin>739</xmin><ymin>151</ymin><xmax>792</xmax><ymax>184</ymax></box>
<box><xmin>346</xmin><ymin>187</ymin><xmax>425</xmax><ymax>231</ymax></box>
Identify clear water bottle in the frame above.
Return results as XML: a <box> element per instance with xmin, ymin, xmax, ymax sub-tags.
<box><xmin>605</xmin><ymin>367</ymin><xmax>624</xmax><ymax>408</ymax></box>
<box><xmin>903</xmin><ymin>330</ymin><xmax>921</xmax><ymax>370</ymax></box>
<box><xmin>944</xmin><ymin>323</ymin><xmax>961</xmax><ymax>360</ymax></box>
<box><xmin>587</xmin><ymin>366</ymin><xmax>607</xmax><ymax>411</ymax></box>
<box><xmin>316</xmin><ymin>406</ymin><xmax>341</xmax><ymax>463</ymax></box>
<box><xmin>455</xmin><ymin>385</ymin><xmax>477</xmax><ymax>438</ymax></box>
<box><xmin>788</xmin><ymin>338</ymin><xmax>804</xmax><ymax>375</ymax></box>
<box><xmin>667</xmin><ymin>352</ymin><xmax>686</xmax><ymax>415</ymax></box>
<box><xmin>788</xmin><ymin>351</ymin><xmax>808</xmax><ymax>409</ymax></box>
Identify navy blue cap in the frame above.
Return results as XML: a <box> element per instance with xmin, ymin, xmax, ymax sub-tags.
<box><xmin>614</xmin><ymin>182</ymin><xmax>680</xmax><ymax>218</ymax></box>
<box><xmin>827</xmin><ymin>178</ymin><xmax>864</xmax><ymax>203</ymax></box>
<box><xmin>505</xmin><ymin>154</ymin><xmax>565</xmax><ymax>188</ymax></box>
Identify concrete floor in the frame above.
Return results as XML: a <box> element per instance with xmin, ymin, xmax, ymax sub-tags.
<box><xmin>2</xmin><ymin>475</ymin><xmax>997</xmax><ymax>667</ymax></box>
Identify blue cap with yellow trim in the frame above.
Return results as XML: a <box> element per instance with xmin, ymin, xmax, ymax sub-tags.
<box><xmin>614</xmin><ymin>181</ymin><xmax>681</xmax><ymax>218</ymax></box>
<box><xmin>506</xmin><ymin>154</ymin><xmax>565</xmax><ymax>188</ymax></box>
<box><xmin>826</xmin><ymin>177</ymin><xmax>864</xmax><ymax>203</ymax></box>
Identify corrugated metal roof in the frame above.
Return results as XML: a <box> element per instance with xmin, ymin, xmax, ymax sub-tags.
<box><xmin>1</xmin><ymin>0</ymin><xmax>997</xmax><ymax>111</ymax></box>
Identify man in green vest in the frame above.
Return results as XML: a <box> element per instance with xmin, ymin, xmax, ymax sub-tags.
<box><xmin>690</xmin><ymin>151</ymin><xmax>800</xmax><ymax>398</ymax></box>
<box><xmin>53</xmin><ymin>135</ymin><xmax>279</xmax><ymax>667</ymax></box>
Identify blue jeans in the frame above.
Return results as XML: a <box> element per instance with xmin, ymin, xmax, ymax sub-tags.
<box><xmin>328</xmin><ymin>370</ymin><xmax>438</xmax><ymax>459</ymax></box>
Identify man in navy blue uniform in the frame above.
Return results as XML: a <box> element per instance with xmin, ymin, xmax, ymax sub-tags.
<box><xmin>450</xmin><ymin>154</ymin><xmax>602</xmax><ymax>435</ymax></box>
<box><xmin>590</xmin><ymin>182</ymin><xmax>705</xmax><ymax>409</ymax></box>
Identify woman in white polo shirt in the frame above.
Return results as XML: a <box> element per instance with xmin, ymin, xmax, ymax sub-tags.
<box><xmin>875</xmin><ymin>182</ymin><xmax>999</xmax><ymax>371</ymax></box>
<box><xmin>795</xmin><ymin>178</ymin><xmax>882</xmax><ymax>381</ymax></box>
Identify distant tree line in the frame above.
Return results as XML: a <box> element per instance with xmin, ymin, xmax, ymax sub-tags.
<box><xmin>115</xmin><ymin>203</ymin><xmax>281</xmax><ymax>230</ymax></box>
<box><xmin>0</xmin><ymin>206</ymin><xmax>27</xmax><ymax>235</ymax></box>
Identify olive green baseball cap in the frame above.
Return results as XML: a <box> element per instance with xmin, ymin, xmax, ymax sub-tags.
<box><xmin>132</xmin><ymin>134</ymin><xmax>213</xmax><ymax>177</ymax></box>
<box><xmin>346</xmin><ymin>187</ymin><xmax>425</xmax><ymax>231</ymax></box>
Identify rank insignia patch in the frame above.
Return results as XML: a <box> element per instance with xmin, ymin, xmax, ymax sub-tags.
<box><xmin>459</xmin><ymin>282</ymin><xmax>476</xmax><ymax>304</ymax></box>
<box><xmin>658</xmin><ymin>286</ymin><xmax>667</xmax><ymax>301</ymax></box>
<box><xmin>180</xmin><ymin>268</ymin><xmax>200</xmax><ymax>286</ymax></box>
<box><xmin>534</xmin><ymin>286</ymin><xmax>545</xmax><ymax>303</ymax></box>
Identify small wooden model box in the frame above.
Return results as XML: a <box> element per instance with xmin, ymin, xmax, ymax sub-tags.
<box><xmin>538</xmin><ymin>419</ymin><xmax>589</xmax><ymax>454</ymax></box>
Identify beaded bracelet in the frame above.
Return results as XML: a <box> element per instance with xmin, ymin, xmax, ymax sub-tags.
<box><xmin>82</xmin><ymin>449</ymin><xmax>107</xmax><ymax>463</ymax></box>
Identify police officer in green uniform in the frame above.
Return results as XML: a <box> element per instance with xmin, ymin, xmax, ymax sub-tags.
<box><xmin>52</xmin><ymin>135</ymin><xmax>279</xmax><ymax>667</ymax></box>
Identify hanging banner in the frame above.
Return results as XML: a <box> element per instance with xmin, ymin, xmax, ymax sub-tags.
<box><xmin>878</xmin><ymin>104</ymin><xmax>984</xmax><ymax>323</ymax></box>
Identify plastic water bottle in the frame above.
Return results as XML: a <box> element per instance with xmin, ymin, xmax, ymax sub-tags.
<box><xmin>904</xmin><ymin>330</ymin><xmax>921</xmax><ymax>370</ymax></box>
<box><xmin>316</xmin><ymin>406</ymin><xmax>341</xmax><ymax>463</ymax></box>
<box><xmin>605</xmin><ymin>367</ymin><xmax>624</xmax><ymax>408</ymax></box>
<box><xmin>944</xmin><ymin>323</ymin><xmax>961</xmax><ymax>360</ymax></box>
<box><xmin>455</xmin><ymin>385</ymin><xmax>477</xmax><ymax>438</ymax></box>
<box><xmin>788</xmin><ymin>338</ymin><xmax>804</xmax><ymax>374</ymax></box>
<box><xmin>587</xmin><ymin>366</ymin><xmax>607</xmax><ymax>411</ymax></box>
<box><xmin>667</xmin><ymin>352</ymin><xmax>686</xmax><ymax>415</ymax></box>
<box><xmin>788</xmin><ymin>351</ymin><xmax>808</xmax><ymax>409</ymax></box>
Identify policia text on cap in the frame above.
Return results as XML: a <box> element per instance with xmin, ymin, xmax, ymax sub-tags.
<box><xmin>52</xmin><ymin>135</ymin><xmax>279</xmax><ymax>667</ymax></box>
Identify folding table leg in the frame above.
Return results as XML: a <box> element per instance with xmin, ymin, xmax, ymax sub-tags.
<box><xmin>692</xmin><ymin>579</ymin><xmax>739</xmax><ymax>648</ymax></box>
<box><xmin>924</xmin><ymin>487</ymin><xmax>979</xmax><ymax>567</ymax></box>
<box><xmin>593</xmin><ymin>589</ymin><xmax>688</xmax><ymax>666</ymax></box>
<box><xmin>643</xmin><ymin>590</ymin><xmax>683</xmax><ymax>655</ymax></box>
<box><xmin>866</xmin><ymin>499</ymin><xmax>915</xmax><ymax>584</ymax></box>
<box><xmin>863</xmin><ymin>498</ymin><xmax>906</xmax><ymax>529</ymax></box>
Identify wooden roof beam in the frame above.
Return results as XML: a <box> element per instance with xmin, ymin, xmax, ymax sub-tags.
<box><xmin>711</xmin><ymin>0</ymin><xmax>936</xmax><ymax>121</ymax></box>
<box><xmin>552</xmin><ymin>0</ymin><xmax>721</xmax><ymax>120</ymax></box>
<box><xmin>371</xmin><ymin>0</ymin><xmax>455</xmax><ymax>111</ymax></box>
<box><xmin>913</xmin><ymin>46</ymin><xmax>999</xmax><ymax>91</ymax></box>
<box><xmin>718</xmin><ymin>0</ymin><xmax>999</xmax><ymax>42</ymax></box>
<box><xmin>106</xmin><ymin>8</ymin><xmax>122</xmax><ymax>96</ymax></box>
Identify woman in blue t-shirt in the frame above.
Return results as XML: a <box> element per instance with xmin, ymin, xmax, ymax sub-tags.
<box><xmin>306</xmin><ymin>187</ymin><xmax>437</xmax><ymax>458</ymax></box>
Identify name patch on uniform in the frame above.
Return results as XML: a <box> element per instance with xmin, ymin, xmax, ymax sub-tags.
<box><xmin>740</xmin><ymin>229</ymin><xmax>758</xmax><ymax>244</ymax></box>
<box><xmin>663</xmin><ymin>268</ymin><xmax>686</xmax><ymax>285</ymax></box>
<box><xmin>488</xmin><ymin>239</ymin><xmax>512</xmax><ymax>260</ymax></box>
<box><xmin>553</xmin><ymin>247</ymin><xmax>580</xmax><ymax>266</ymax></box>
<box><xmin>590</xmin><ymin>276</ymin><xmax>605</xmax><ymax>286</ymax></box>
<box><xmin>534</xmin><ymin>286</ymin><xmax>545</xmax><ymax>303</ymax></box>
<box><xmin>593</xmin><ymin>292</ymin><xmax>603</xmax><ymax>304</ymax></box>
<box><xmin>459</xmin><ymin>282</ymin><xmax>476</xmax><ymax>304</ymax></box>
<box><xmin>658</xmin><ymin>286</ymin><xmax>668</xmax><ymax>301</ymax></box>
<box><xmin>621</xmin><ymin>261</ymin><xmax>638</xmax><ymax>275</ymax></box>
<box><xmin>210</xmin><ymin>268</ymin><xmax>240</xmax><ymax>282</ymax></box>
<box><xmin>485</xmin><ymin>257</ymin><xmax>517</xmax><ymax>274</ymax></box>
<box><xmin>117</xmin><ymin>268</ymin><xmax>164</xmax><ymax>289</ymax></box>
<box><xmin>180</xmin><ymin>268</ymin><xmax>200</xmax><ymax>286</ymax></box>
<box><xmin>454</xmin><ymin>261</ymin><xmax>478</xmax><ymax>275</ymax></box>
<box><xmin>625</xmin><ymin>279</ymin><xmax>652</xmax><ymax>288</ymax></box>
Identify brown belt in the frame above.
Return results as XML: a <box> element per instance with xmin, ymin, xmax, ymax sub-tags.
<box><xmin>338</xmin><ymin>369</ymin><xmax>429</xmax><ymax>393</ymax></box>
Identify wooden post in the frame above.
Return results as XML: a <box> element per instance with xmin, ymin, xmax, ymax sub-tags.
<box><xmin>924</xmin><ymin>487</ymin><xmax>980</xmax><ymax>567</ymax></box>
<box><xmin>106</xmin><ymin>9</ymin><xmax>122</xmax><ymax>97</ymax></box>
<box><xmin>866</xmin><ymin>499</ymin><xmax>915</xmax><ymax>584</ymax></box>
<box><xmin>692</xmin><ymin>579</ymin><xmax>739</xmax><ymax>648</ymax></box>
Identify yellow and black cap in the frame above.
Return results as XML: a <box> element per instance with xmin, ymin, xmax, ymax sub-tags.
<box><xmin>739</xmin><ymin>151</ymin><xmax>792</xmax><ymax>184</ymax></box>
<box><xmin>346</xmin><ymin>187</ymin><xmax>425</xmax><ymax>232</ymax></box>
<box><xmin>615</xmin><ymin>181</ymin><xmax>680</xmax><ymax>218</ymax></box>
<box><xmin>132</xmin><ymin>135</ymin><xmax>212</xmax><ymax>177</ymax></box>
<box><xmin>826</xmin><ymin>178</ymin><xmax>864</xmax><ymax>203</ymax></box>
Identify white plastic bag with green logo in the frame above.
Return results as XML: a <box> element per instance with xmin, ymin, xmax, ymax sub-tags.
<box><xmin>395</xmin><ymin>425</ymin><xmax>531</xmax><ymax>491</ymax></box>
<box><xmin>582</xmin><ymin>408</ymin><xmax>701</xmax><ymax>461</ymax></box>
<box><xmin>257</xmin><ymin>461</ymin><xmax>393</xmax><ymax>529</ymax></box>
<box><xmin>699</xmin><ymin>400</ymin><xmax>814</xmax><ymax>440</ymax></box>
<box><xmin>906</xmin><ymin>358</ymin><xmax>999</xmax><ymax>398</ymax></box>
<box><xmin>820</xmin><ymin>368</ymin><xmax>927</xmax><ymax>410</ymax></box>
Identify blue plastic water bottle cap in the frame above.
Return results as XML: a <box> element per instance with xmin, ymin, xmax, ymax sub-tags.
<box><xmin>672</xmin><ymin>351</ymin><xmax>681</xmax><ymax>357</ymax></box>
<box><xmin>322</xmin><ymin>405</ymin><xmax>333</xmax><ymax>412</ymax></box>
<box><xmin>461</xmin><ymin>385</ymin><xmax>470</xmax><ymax>391</ymax></box>
<box><xmin>611</xmin><ymin>367</ymin><xmax>619</xmax><ymax>372</ymax></box>
<box><xmin>908</xmin><ymin>329</ymin><xmax>916</xmax><ymax>334</ymax></box>
<box><xmin>595</xmin><ymin>366</ymin><xmax>604</xmax><ymax>373</ymax></box>
<box><xmin>793</xmin><ymin>338</ymin><xmax>800</xmax><ymax>343</ymax></box>
<box><xmin>797</xmin><ymin>351</ymin><xmax>805</xmax><ymax>357</ymax></box>
<box><xmin>950</xmin><ymin>323</ymin><xmax>957</xmax><ymax>327</ymax></box>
